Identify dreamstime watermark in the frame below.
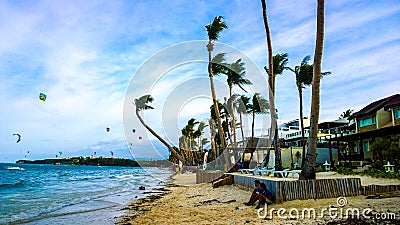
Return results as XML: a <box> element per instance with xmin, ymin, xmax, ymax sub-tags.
<box><xmin>257</xmin><ymin>197</ymin><xmax>396</xmax><ymax>221</ymax></box>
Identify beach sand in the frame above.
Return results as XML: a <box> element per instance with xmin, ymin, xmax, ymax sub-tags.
<box><xmin>117</xmin><ymin>172</ymin><xmax>400</xmax><ymax>225</ymax></box>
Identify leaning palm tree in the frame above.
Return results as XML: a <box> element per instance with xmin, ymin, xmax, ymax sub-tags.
<box><xmin>226</xmin><ymin>59</ymin><xmax>252</xmax><ymax>147</ymax></box>
<box><xmin>206</xmin><ymin>16</ymin><xmax>228</xmax><ymax>152</ymax></box>
<box><xmin>264</xmin><ymin>53</ymin><xmax>289</xmax><ymax>171</ymax></box>
<box><xmin>288</xmin><ymin>55</ymin><xmax>331</xmax><ymax>168</ymax></box>
<box><xmin>300</xmin><ymin>0</ymin><xmax>326</xmax><ymax>180</ymax></box>
<box><xmin>248</xmin><ymin>93</ymin><xmax>269</xmax><ymax>148</ymax></box>
<box><xmin>134</xmin><ymin>95</ymin><xmax>185</xmax><ymax>163</ymax></box>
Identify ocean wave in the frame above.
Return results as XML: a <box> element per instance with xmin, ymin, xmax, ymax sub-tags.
<box><xmin>0</xmin><ymin>180</ymin><xmax>26</xmax><ymax>189</ymax></box>
<box><xmin>6</xmin><ymin>166</ymin><xmax>25</xmax><ymax>171</ymax></box>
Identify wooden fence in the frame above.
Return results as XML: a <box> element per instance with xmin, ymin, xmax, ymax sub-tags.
<box><xmin>196</xmin><ymin>171</ymin><xmax>225</xmax><ymax>184</ymax></box>
<box><xmin>233</xmin><ymin>175</ymin><xmax>362</xmax><ymax>204</ymax></box>
<box><xmin>362</xmin><ymin>184</ymin><xmax>400</xmax><ymax>195</ymax></box>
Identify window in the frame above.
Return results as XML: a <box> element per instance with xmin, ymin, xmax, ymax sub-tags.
<box><xmin>358</xmin><ymin>116</ymin><xmax>376</xmax><ymax>127</ymax></box>
<box><xmin>363</xmin><ymin>141</ymin><xmax>370</xmax><ymax>152</ymax></box>
<box><xmin>395</xmin><ymin>109</ymin><xmax>400</xmax><ymax>119</ymax></box>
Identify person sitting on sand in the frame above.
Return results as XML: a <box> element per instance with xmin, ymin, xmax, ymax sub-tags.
<box><xmin>255</xmin><ymin>183</ymin><xmax>273</xmax><ymax>209</ymax></box>
<box><xmin>244</xmin><ymin>180</ymin><xmax>261</xmax><ymax>205</ymax></box>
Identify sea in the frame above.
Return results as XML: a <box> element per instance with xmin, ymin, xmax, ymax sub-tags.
<box><xmin>0</xmin><ymin>163</ymin><xmax>172</xmax><ymax>225</ymax></box>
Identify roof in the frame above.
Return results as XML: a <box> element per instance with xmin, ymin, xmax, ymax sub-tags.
<box><xmin>330</xmin><ymin>125</ymin><xmax>400</xmax><ymax>142</ymax></box>
<box><xmin>349</xmin><ymin>94</ymin><xmax>400</xmax><ymax>119</ymax></box>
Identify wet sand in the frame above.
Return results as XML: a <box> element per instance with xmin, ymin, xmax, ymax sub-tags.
<box><xmin>117</xmin><ymin>172</ymin><xmax>400</xmax><ymax>225</ymax></box>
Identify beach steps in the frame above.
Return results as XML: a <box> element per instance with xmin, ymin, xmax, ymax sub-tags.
<box><xmin>211</xmin><ymin>175</ymin><xmax>234</xmax><ymax>188</ymax></box>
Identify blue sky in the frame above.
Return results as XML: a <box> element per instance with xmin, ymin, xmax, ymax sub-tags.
<box><xmin>1</xmin><ymin>0</ymin><xmax>399</xmax><ymax>162</ymax></box>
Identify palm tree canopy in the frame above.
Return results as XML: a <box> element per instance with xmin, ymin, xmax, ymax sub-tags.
<box><xmin>212</xmin><ymin>53</ymin><xmax>228</xmax><ymax>76</ymax></box>
<box><xmin>205</xmin><ymin>16</ymin><xmax>227</xmax><ymax>41</ymax></box>
<box><xmin>135</xmin><ymin>95</ymin><xmax>154</xmax><ymax>111</ymax></box>
<box><xmin>236</xmin><ymin>95</ymin><xmax>251</xmax><ymax>114</ymax></box>
<box><xmin>201</xmin><ymin>138</ymin><xmax>210</xmax><ymax>147</ymax></box>
<box><xmin>339</xmin><ymin>109</ymin><xmax>354</xmax><ymax>119</ymax></box>
<box><xmin>224</xmin><ymin>95</ymin><xmax>239</xmax><ymax>116</ymax></box>
<box><xmin>291</xmin><ymin>55</ymin><xmax>331</xmax><ymax>88</ymax></box>
<box><xmin>250</xmin><ymin>93</ymin><xmax>270</xmax><ymax>114</ymax></box>
<box><xmin>227</xmin><ymin>59</ymin><xmax>252</xmax><ymax>91</ymax></box>
<box><xmin>264</xmin><ymin>53</ymin><xmax>289</xmax><ymax>76</ymax></box>
<box><xmin>210</xmin><ymin>102</ymin><xmax>224</xmax><ymax>121</ymax></box>
<box><xmin>197</xmin><ymin>121</ymin><xmax>208</xmax><ymax>133</ymax></box>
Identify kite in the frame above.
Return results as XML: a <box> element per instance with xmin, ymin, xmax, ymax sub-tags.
<box><xmin>132</xmin><ymin>129</ymin><xmax>136</xmax><ymax>133</ymax></box>
<box><xmin>110</xmin><ymin>151</ymin><xmax>114</xmax><ymax>156</ymax></box>
<box><xmin>39</xmin><ymin>93</ymin><xmax>47</xmax><ymax>102</ymax></box>
<box><xmin>106</xmin><ymin>127</ymin><xmax>110</xmax><ymax>132</ymax></box>
<box><xmin>94</xmin><ymin>151</ymin><xmax>96</xmax><ymax>156</ymax></box>
<box><xmin>139</xmin><ymin>136</ymin><xmax>142</xmax><ymax>140</ymax></box>
<box><xmin>59</xmin><ymin>151</ymin><xmax>62</xmax><ymax>156</ymax></box>
<box><xmin>13</xmin><ymin>134</ymin><xmax>21</xmax><ymax>143</ymax></box>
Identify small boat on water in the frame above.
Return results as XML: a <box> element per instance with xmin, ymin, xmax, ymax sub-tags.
<box><xmin>6</xmin><ymin>166</ymin><xmax>25</xmax><ymax>171</ymax></box>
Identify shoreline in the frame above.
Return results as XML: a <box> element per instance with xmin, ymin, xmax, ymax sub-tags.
<box><xmin>117</xmin><ymin>172</ymin><xmax>400</xmax><ymax>225</ymax></box>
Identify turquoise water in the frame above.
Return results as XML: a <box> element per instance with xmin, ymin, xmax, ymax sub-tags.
<box><xmin>0</xmin><ymin>163</ymin><xmax>171</xmax><ymax>224</ymax></box>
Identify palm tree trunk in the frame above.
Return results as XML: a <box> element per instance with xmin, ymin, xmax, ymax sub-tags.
<box><xmin>230</xmin><ymin>87</ymin><xmax>238</xmax><ymax>148</ymax></box>
<box><xmin>208</xmin><ymin>41</ymin><xmax>229</xmax><ymax>170</ymax></box>
<box><xmin>209</xmin><ymin>119</ymin><xmax>217</xmax><ymax>160</ymax></box>
<box><xmin>240</xmin><ymin>113</ymin><xmax>245</xmax><ymax>145</ymax></box>
<box><xmin>300</xmin><ymin>0</ymin><xmax>325</xmax><ymax>180</ymax></box>
<box><xmin>261</xmin><ymin>0</ymin><xmax>282</xmax><ymax>171</ymax></box>
<box><xmin>252</xmin><ymin>111</ymin><xmax>255</xmax><ymax>148</ymax></box>
<box><xmin>298</xmin><ymin>86</ymin><xmax>306</xmax><ymax>168</ymax></box>
<box><xmin>136</xmin><ymin>108</ymin><xmax>185</xmax><ymax>163</ymax></box>
<box><xmin>225</xmin><ymin>115</ymin><xmax>233</xmax><ymax>146</ymax></box>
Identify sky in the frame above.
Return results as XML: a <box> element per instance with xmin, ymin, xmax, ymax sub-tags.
<box><xmin>0</xmin><ymin>0</ymin><xmax>399</xmax><ymax>162</ymax></box>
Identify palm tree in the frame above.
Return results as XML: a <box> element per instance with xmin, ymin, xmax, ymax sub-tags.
<box><xmin>206</xmin><ymin>16</ymin><xmax>228</xmax><ymax>152</ymax></box>
<box><xmin>264</xmin><ymin>53</ymin><xmax>289</xmax><ymax>171</ymax></box>
<box><xmin>235</xmin><ymin>95</ymin><xmax>251</xmax><ymax>144</ymax></box>
<box><xmin>182</xmin><ymin>118</ymin><xmax>199</xmax><ymax>165</ymax></box>
<box><xmin>208</xmin><ymin>118</ymin><xmax>217</xmax><ymax>159</ymax></box>
<box><xmin>226</xmin><ymin>59</ymin><xmax>252</xmax><ymax>147</ymax></box>
<box><xmin>134</xmin><ymin>95</ymin><xmax>185</xmax><ymax>163</ymax></box>
<box><xmin>300</xmin><ymin>0</ymin><xmax>326</xmax><ymax>180</ymax></box>
<box><xmin>248</xmin><ymin>93</ymin><xmax>269</xmax><ymax>148</ymax></box>
<box><xmin>288</xmin><ymin>55</ymin><xmax>330</xmax><ymax>168</ymax></box>
<box><xmin>339</xmin><ymin>109</ymin><xmax>353</xmax><ymax>119</ymax></box>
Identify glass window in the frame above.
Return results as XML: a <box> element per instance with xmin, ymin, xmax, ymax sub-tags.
<box><xmin>359</xmin><ymin>116</ymin><xmax>376</xmax><ymax>127</ymax></box>
<box><xmin>395</xmin><ymin>109</ymin><xmax>400</xmax><ymax>119</ymax></box>
<box><xmin>363</xmin><ymin>141</ymin><xmax>369</xmax><ymax>152</ymax></box>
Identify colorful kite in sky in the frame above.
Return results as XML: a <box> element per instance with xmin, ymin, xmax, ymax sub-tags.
<box><xmin>39</xmin><ymin>93</ymin><xmax>47</xmax><ymax>102</ymax></box>
<box><xmin>13</xmin><ymin>134</ymin><xmax>21</xmax><ymax>143</ymax></box>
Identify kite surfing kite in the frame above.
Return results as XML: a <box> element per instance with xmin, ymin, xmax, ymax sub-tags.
<box><xmin>13</xmin><ymin>134</ymin><xmax>21</xmax><ymax>143</ymax></box>
<box><xmin>132</xmin><ymin>129</ymin><xmax>136</xmax><ymax>133</ymax></box>
<box><xmin>106</xmin><ymin>127</ymin><xmax>110</xmax><ymax>132</ymax></box>
<box><xmin>139</xmin><ymin>136</ymin><xmax>142</xmax><ymax>140</ymax></box>
<box><xmin>110</xmin><ymin>151</ymin><xmax>114</xmax><ymax>157</ymax></box>
<box><xmin>39</xmin><ymin>93</ymin><xmax>47</xmax><ymax>102</ymax></box>
<box><xmin>59</xmin><ymin>151</ymin><xmax>62</xmax><ymax>157</ymax></box>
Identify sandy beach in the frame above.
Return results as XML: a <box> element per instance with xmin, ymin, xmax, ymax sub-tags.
<box><xmin>117</xmin><ymin>172</ymin><xmax>400</xmax><ymax>225</ymax></box>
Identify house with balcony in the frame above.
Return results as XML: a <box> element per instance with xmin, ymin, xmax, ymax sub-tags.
<box><xmin>332</xmin><ymin>94</ymin><xmax>400</xmax><ymax>166</ymax></box>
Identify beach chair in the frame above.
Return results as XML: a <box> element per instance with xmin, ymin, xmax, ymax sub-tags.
<box><xmin>239</xmin><ymin>169</ymin><xmax>254</xmax><ymax>174</ymax></box>
<box><xmin>272</xmin><ymin>169</ymin><xmax>290</xmax><ymax>177</ymax></box>
<box><xmin>253</xmin><ymin>167</ymin><xmax>274</xmax><ymax>176</ymax></box>
<box><xmin>289</xmin><ymin>170</ymin><xmax>302</xmax><ymax>178</ymax></box>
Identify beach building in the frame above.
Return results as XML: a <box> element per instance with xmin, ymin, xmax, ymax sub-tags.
<box><xmin>331</xmin><ymin>94</ymin><xmax>400</xmax><ymax>166</ymax></box>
